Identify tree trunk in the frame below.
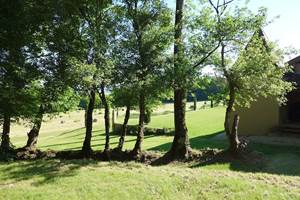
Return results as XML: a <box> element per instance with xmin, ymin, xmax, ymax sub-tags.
<box><xmin>222</xmin><ymin>43</ymin><xmax>237</xmax><ymax>149</ymax></box>
<box><xmin>168</xmin><ymin>0</ymin><xmax>191</xmax><ymax>159</ymax></box>
<box><xmin>230</xmin><ymin>114</ymin><xmax>240</xmax><ymax>153</ymax></box>
<box><xmin>132</xmin><ymin>92</ymin><xmax>145</xmax><ymax>155</ymax></box>
<box><xmin>82</xmin><ymin>89</ymin><xmax>95</xmax><ymax>156</ymax></box>
<box><xmin>117</xmin><ymin>105</ymin><xmax>130</xmax><ymax>150</ymax></box>
<box><xmin>210</xmin><ymin>99</ymin><xmax>214</xmax><ymax>108</ymax></box>
<box><xmin>25</xmin><ymin>105</ymin><xmax>43</xmax><ymax>150</ymax></box>
<box><xmin>1</xmin><ymin>113</ymin><xmax>11</xmax><ymax>152</ymax></box>
<box><xmin>224</xmin><ymin>83</ymin><xmax>241</xmax><ymax>153</ymax></box>
<box><xmin>224</xmin><ymin>86</ymin><xmax>234</xmax><ymax>137</ymax></box>
<box><xmin>99</xmin><ymin>82</ymin><xmax>110</xmax><ymax>151</ymax></box>
<box><xmin>169</xmin><ymin>88</ymin><xmax>191</xmax><ymax>158</ymax></box>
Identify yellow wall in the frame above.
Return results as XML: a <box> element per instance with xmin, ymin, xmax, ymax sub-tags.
<box><xmin>235</xmin><ymin>97</ymin><xmax>280</xmax><ymax>136</ymax></box>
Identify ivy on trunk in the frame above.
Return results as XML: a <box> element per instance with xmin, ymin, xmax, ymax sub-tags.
<box><xmin>1</xmin><ymin>113</ymin><xmax>11</xmax><ymax>152</ymax></box>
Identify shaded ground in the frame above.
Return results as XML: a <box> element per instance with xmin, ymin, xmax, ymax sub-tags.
<box><xmin>7</xmin><ymin>130</ymin><xmax>300</xmax><ymax>177</ymax></box>
<box><xmin>214</xmin><ymin>132</ymin><xmax>300</xmax><ymax>147</ymax></box>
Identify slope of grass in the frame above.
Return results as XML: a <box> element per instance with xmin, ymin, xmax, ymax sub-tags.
<box><xmin>0</xmin><ymin>160</ymin><xmax>300</xmax><ymax>200</ymax></box>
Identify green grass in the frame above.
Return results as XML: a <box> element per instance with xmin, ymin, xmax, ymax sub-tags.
<box><xmin>10</xmin><ymin>106</ymin><xmax>226</xmax><ymax>152</ymax></box>
<box><xmin>1</xmin><ymin>104</ymin><xmax>300</xmax><ymax>199</ymax></box>
<box><xmin>0</xmin><ymin>160</ymin><xmax>300</xmax><ymax>200</ymax></box>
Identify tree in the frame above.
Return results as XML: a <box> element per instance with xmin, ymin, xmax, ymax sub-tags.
<box><xmin>35</xmin><ymin>0</ymin><xmax>98</xmax><ymax>156</ymax></box>
<box><xmin>78</xmin><ymin>0</ymin><xmax>118</xmax><ymax>153</ymax></box>
<box><xmin>208</xmin><ymin>0</ymin><xmax>293</xmax><ymax>153</ymax></box>
<box><xmin>0</xmin><ymin>0</ymin><xmax>49</xmax><ymax>153</ymax></box>
<box><xmin>117</xmin><ymin>0</ymin><xmax>173</xmax><ymax>156</ymax></box>
<box><xmin>169</xmin><ymin>0</ymin><xmax>189</xmax><ymax>158</ymax></box>
<box><xmin>43</xmin><ymin>0</ymin><xmax>115</xmax><ymax>156</ymax></box>
<box><xmin>168</xmin><ymin>0</ymin><xmax>220</xmax><ymax>159</ymax></box>
<box><xmin>111</xmin><ymin>86</ymin><xmax>138</xmax><ymax>150</ymax></box>
<box><xmin>22</xmin><ymin>0</ymin><xmax>84</xmax><ymax>150</ymax></box>
<box><xmin>67</xmin><ymin>59</ymin><xmax>97</xmax><ymax>156</ymax></box>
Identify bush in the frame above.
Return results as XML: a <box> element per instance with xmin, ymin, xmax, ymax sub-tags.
<box><xmin>112</xmin><ymin>123</ymin><xmax>173</xmax><ymax>136</ymax></box>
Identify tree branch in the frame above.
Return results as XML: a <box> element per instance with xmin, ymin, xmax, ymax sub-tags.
<box><xmin>78</xmin><ymin>7</ymin><xmax>94</xmax><ymax>30</ymax></box>
<box><xmin>208</xmin><ymin>0</ymin><xmax>219</xmax><ymax>15</ymax></box>
<box><xmin>192</xmin><ymin>41</ymin><xmax>221</xmax><ymax>69</ymax></box>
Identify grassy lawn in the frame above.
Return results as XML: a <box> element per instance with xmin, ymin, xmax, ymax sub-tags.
<box><xmin>1</xmin><ymin>160</ymin><xmax>300</xmax><ymax>200</ymax></box>
<box><xmin>1</xmin><ymin>104</ymin><xmax>300</xmax><ymax>199</ymax></box>
<box><xmin>10</xmin><ymin>104</ymin><xmax>226</xmax><ymax>152</ymax></box>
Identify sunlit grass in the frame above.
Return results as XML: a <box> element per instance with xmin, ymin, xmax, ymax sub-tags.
<box><xmin>11</xmin><ymin>105</ymin><xmax>225</xmax><ymax>152</ymax></box>
<box><xmin>0</xmin><ymin>160</ymin><xmax>299</xmax><ymax>200</ymax></box>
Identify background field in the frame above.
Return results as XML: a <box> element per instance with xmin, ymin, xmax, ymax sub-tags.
<box><xmin>10</xmin><ymin>102</ymin><xmax>225</xmax><ymax>152</ymax></box>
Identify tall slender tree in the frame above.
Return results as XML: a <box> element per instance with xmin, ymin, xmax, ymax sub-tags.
<box><xmin>111</xmin><ymin>86</ymin><xmax>138</xmax><ymax>150</ymax></box>
<box><xmin>78</xmin><ymin>0</ymin><xmax>117</xmax><ymax>153</ymax></box>
<box><xmin>168</xmin><ymin>0</ymin><xmax>221</xmax><ymax>159</ymax></box>
<box><xmin>22</xmin><ymin>0</ymin><xmax>82</xmax><ymax>149</ymax></box>
<box><xmin>119</xmin><ymin>0</ymin><xmax>172</xmax><ymax>156</ymax></box>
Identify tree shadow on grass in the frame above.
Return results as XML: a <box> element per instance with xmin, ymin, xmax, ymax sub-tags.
<box><xmin>58</xmin><ymin>127</ymin><xmax>86</xmax><ymax>136</ymax></box>
<box><xmin>150</xmin><ymin>131</ymin><xmax>300</xmax><ymax>176</ymax></box>
<box><xmin>62</xmin><ymin>139</ymin><xmax>138</xmax><ymax>151</ymax></box>
<box><xmin>0</xmin><ymin>135</ymin><xmax>162</xmax><ymax>186</ymax></box>
<box><xmin>61</xmin><ymin>130</ymin><xmax>105</xmax><ymax>139</ymax></box>
<box><xmin>40</xmin><ymin>134</ymin><xmax>157</xmax><ymax>151</ymax></box>
<box><xmin>0</xmin><ymin>159</ymin><xmax>101</xmax><ymax>186</ymax></box>
<box><xmin>189</xmin><ymin>141</ymin><xmax>300</xmax><ymax>176</ymax></box>
<box><xmin>38</xmin><ymin>135</ymin><xmax>114</xmax><ymax>149</ymax></box>
<box><xmin>58</xmin><ymin>127</ymin><xmax>107</xmax><ymax>138</ymax></box>
<box><xmin>149</xmin><ymin>131</ymin><xmax>227</xmax><ymax>152</ymax></box>
<box><xmin>190</xmin><ymin>148</ymin><xmax>300</xmax><ymax>176</ymax></box>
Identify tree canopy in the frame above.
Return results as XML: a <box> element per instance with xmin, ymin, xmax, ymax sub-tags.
<box><xmin>0</xmin><ymin>0</ymin><xmax>294</xmax><ymax>159</ymax></box>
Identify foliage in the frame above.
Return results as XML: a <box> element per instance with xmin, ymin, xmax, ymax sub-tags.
<box><xmin>0</xmin><ymin>0</ymin><xmax>47</xmax><ymax>122</ymax></box>
<box><xmin>205</xmin><ymin>0</ymin><xmax>294</xmax><ymax>109</ymax></box>
<box><xmin>77</xmin><ymin>0</ymin><xmax>118</xmax><ymax>92</ymax></box>
<box><xmin>114</xmin><ymin>0</ymin><xmax>173</xmax><ymax>98</ymax></box>
<box><xmin>0</xmin><ymin>0</ymin><xmax>297</xmax><ymax>167</ymax></box>
<box><xmin>200</xmin><ymin>76</ymin><xmax>227</xmax><ymax>105</ymax></box>
<box><xmin>233</xmin><ymin>37</ymin><xmax>293</xmax><ymax>107</ymax></box>
<box><xmin>111</xmin><ymin>86</ymin><xmax>139</xmax><ymax>108</ymax></box>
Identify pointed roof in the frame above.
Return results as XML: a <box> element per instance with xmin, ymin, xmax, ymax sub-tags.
<box><xmin>288</xmin><ymin>55</ymin><xmax>300</xmax><ymax>66</ymax></box>
<box><xmin>285</xmin><ymin>55</ymin><xmax>300</xmax><ymax>88</ymax></box>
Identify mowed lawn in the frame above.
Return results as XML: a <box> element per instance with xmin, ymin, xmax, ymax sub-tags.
<box><xmin>1</xmin><ymin>104</ymin><xmax>300</xmax><ymax>200</ymax></box>
<box><xmin>10</xmin><ymin>103</ymin><xmax>226</xmax><ymax>152</ymax></box>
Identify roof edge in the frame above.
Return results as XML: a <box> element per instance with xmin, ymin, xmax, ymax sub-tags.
<box><xmin>288</xmin><ymin>55</ymin><xmax>300</xmax><ymax>65</ymax></box>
